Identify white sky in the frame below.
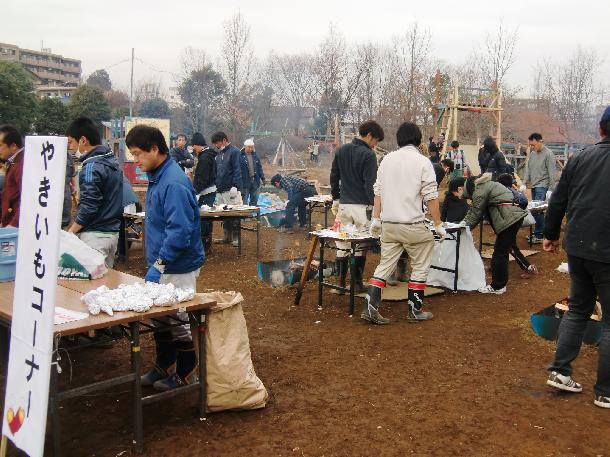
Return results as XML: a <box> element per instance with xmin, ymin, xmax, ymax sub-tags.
<box><xmin>4</xmin><ymin>0</ymin><xmax>609</xmax><ymax>99</ymax></box>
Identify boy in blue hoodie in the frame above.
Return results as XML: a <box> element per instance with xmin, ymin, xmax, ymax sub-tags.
<box><xmin>126</xmin><ymin>125</ymin><xmax>205</xmax><ymax>390</ymax></box>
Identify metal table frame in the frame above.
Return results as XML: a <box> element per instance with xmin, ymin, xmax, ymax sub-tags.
<box><xmin>429</xmin><ymin>227</ymin><xmax>463</xmax><ymax>292</ymax></box>
<box><xmin>0</xmin><ymin>278</ymin><xmax>213</xmax><ymax>456</ymax></box>
<box><xmin>120</xmin><ymin>208</ymin><xmax>261</xmax><ymax>261</ymax></box>
<box><xmin>306</xmin><ymin>199</ymin><xmax>332</xmax><ymax>233</ymax></box>
<box><xmin>316</xmin><ymin>235</ymin><xmax>378</xmax><ymax>316</ymax></box>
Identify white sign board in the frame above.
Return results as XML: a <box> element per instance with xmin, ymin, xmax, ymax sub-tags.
<box><xmin>2</xmin><ymin>136</ymin><xmax>67</xmax><ymax>456</ymax></box>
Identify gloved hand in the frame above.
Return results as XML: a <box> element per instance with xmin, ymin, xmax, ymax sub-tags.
<box><xmin>229</xmin><ymin>187</ymin><xmax>238</xmax><ymax>199</ymax></box>
<box><xmin>369</xmin><ymin>218</ymin><xmax>382</xmax><ymax>237</ymax></box>
<box><xmin>519</xmin><ymin>184</ymin><xmax>526</xmax><ymax>193</ymax></box>
<box><xmin>145</xmin><ymin>265</ymin><xmax>162</xmax><ymax>283</ymax></box>
<box><xmin>546</xmin><ymin>190</ymin><xmax>553</xmax><ymax>201</ymax></box>
<box><xmin>457</xmin><ymin>220</ymin><xmax>467</xmax><ymax>228</ymax></box>
<box><xmin>435</xmin><ymin>224</ymin><xmax>446</xmax><ymax>242</ymax></box>
<box><xmin>331</xmin><ymin>200</ymin><xmax>340</xmax><ymax>216</ymax></box>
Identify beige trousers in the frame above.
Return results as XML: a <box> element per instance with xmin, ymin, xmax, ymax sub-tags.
<box><xmin>372</xmin><ymin>222</ymin><xmax>434</xmax><ymax>283</ymax></box>
<box><xmin>156</xmin><ymin>268</ymin><xmax>201</xmax><ymax>341</ymax></box>
<box><xmin>336</xmin><ymin>204</ymin><xmax>369</xmax><ymax>258</ymax></box>
<box><xmin>77</xmin><ymin>232</ymin><xmax>119</xmax><ymax>268</ymax></box>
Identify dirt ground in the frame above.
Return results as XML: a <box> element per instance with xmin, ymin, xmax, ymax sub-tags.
<box><xmin>2</xmin><ymin>168</ymin><xmax>610</xmax><ymax>456</ymax></box>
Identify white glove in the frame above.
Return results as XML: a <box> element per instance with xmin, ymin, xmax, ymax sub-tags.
<box><xmin>229</xmin><ymin>187</ymin><xmax>238</xmax><ymax>199</ymax></box>
<box><xmin>546</xmin><ymin>190</ymin><xmax>553</xmax><ymax>201</ymax></box>
<box><xmin>435</xmin><ymin>224</ymin><xmax>446</xmax><ymax>241</ymax></box>
<box><xmin>519</xmin><ymin>184</ymin><xmax>526</xmax><ymax>193</ymax></box>
<box><xmin>331</xmin><ymin>200</ymin><xmax>340</xmax><ymax>216</ymax></box>
<box><xmin>458</xmin><ymin>220</ymin><xmax>467</xmax><ymax>228</ymax></box>
<box><xmin>369</xmin><ymin>218</ymin><xmax>382</xmax><ymax>238</ymax></box>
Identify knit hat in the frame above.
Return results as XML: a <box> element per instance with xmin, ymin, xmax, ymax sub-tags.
<box><xmin>244</xmin><ymin>138</ymin><xmax>255</xmax><ymax>147</ymax></box>
<box><xmin>191</xmin><ymin>132</ymin><xmax>206</xmax><ymax>146</ymax></box>
<box><xmin>601</xmin><ymin>106</ymin><xmax>610</xmax><ymax>123</ymax></box>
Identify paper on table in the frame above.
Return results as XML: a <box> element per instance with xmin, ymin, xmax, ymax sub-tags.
<box><xmin>54</xmin><ymin>307</ymin><xmax>89</xmax><ymax>325</ymax></box>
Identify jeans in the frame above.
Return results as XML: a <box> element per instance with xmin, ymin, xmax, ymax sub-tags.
<box><xmin>198</xmin><ymin>192</ymin><xmax>216</xmax><ymax>238</ymax></box>
<box><xmin>490</xmin><ymin>219</ymin><xmax>523</xmax><ymax>289</ymax></box>
<box><xmin>531</xmin><ymin>186</ymin><xmax>547</xmax><ymax>238</ymax></box>
<box><xmin>242</xmin><ymin>181</ymin><xmax>260</xmax><ymax>207</ymax></box>
<box><xmin>549</xmin><ymin>255</ymin><xmax>610</xmax><ymax>397</ymax></box>
<box><xmin>284</xmin><ymin>188</ymin><xmax>315</xmax><ymax>228</ymax></box>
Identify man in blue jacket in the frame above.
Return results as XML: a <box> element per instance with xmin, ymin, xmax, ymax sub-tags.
<box><xmin>67</xmin><ymin>117</ymin><xmax>122</xmax><ymax>267</ymax></box>
<box><xmin>126</xmin><ymin>124</ymin><xmax>205</xmax><ymax>391</ymax></box>
<box><xmin>212</xmin><ymin>131</ymin><xmax>242</xmax><ymax>246</ymax></box>
<box><xmin>240</xmin><ymin>138</ymin><xmax>265</xmax><ymax>206</ymax></box>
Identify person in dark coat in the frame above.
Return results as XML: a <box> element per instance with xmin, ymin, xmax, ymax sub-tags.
<box><xmin>239</xmin><ymin>138</ymin><xmax>265</xmax><ymax>206</ymax></box>
<box><xmin>478</xmin><ymin>136</ymin><xmax>508</xmax><ymax>180</ymax></box>
<box><xmin>192</xmin><ymin>132</ymin><xmax>216</xmax><ymax>254</ymax></box>
<box><xmin>440</xmin><ymin>177</ymin><xmax>468</xmax><ymax>223</ymax></box>
<box><xmin>212</xmin><ymin>131</ymin><xmax>242</xmax><ymax>245</ymax></box>
<box><xmin>66</xmin><ymin>117</ymin><xmax>123</xmax><ymax>268</ymax></box>
<box><xmin>543</xmin><ymin>106</ymin><xmax>610</xmax><ymax>409</ymax></box>
<box><xmin>169</xmin><ymin>133</ymin><xmax>194</xmax><ymax>171</ymax></box>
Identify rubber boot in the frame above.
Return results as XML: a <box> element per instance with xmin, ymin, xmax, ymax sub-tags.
<box><xmin>335</xmin><ymin>257</ymin><xmax>349</xmax><ymax>294</ymax></box>
<box><xmin>154</xmin><ymin>330</ymin><xmax>178</xmax><ymax>369</ymax></box>
<box><xmin>360</xmin><ymin>277</ymin><xmax>389</xmax><ymax>325</ymax></box>
<box><xmin>352</xmin><ymin>256</ymin><xmax>367</xmax><ymax>293</ymax></box>
<box><xmin>231</xmin><ymin>224</ymin><xmax>240</xmax><ymax>247</ymax></box>
<box><xmin>407</xmin><ymin>280</ymin><xmax>433</xmax><ymax>322</ymax></box>
<box><xmin>396</xmin><ymin>258</ymin><xmax>409</xmax><ymax>282</ymax></box>
<box><xmin>175</xmin><ymin>340</ymin><xmax>198</xmax><ymax>382</ymax></box>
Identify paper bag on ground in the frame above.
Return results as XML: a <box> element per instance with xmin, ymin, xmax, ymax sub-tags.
<box><xmin>199</xmin><ymin>291</ymin><xmax>268</xmax><ymax>412</ymax></box>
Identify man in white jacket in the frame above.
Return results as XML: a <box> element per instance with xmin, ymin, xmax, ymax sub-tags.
<box><xmin>362</xmin><ymin>122</ymin><xmax>446</xmax><ymax>325</ymax></box>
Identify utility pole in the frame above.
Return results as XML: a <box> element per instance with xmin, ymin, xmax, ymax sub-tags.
<box><xmin>129</xmin><ymin>48</ymin><xmax>134</xmax><ymax>117</ymax></box>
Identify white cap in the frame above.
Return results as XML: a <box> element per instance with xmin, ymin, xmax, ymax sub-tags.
<box><xmin>244</xmin><ymin>138</ymin><xmax>255</xmax><ymax>147</ymax></box>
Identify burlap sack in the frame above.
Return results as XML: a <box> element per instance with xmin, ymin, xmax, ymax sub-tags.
<box><xmin>199</xmin><ymin>291</ymin><xmax>268</xmax><ymax>412</ymax></box>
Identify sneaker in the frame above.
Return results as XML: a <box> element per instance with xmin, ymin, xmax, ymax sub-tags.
<box><xmin>527</xmin><ymin>235</ymin><xmax>544</xmax><ymax>244</ymax></box>
<box><xmin>153</xmin><ymin>371</ymin><xmax>199</xmax><ymax>391</ymax></box>
<box><xmin>478</xmin><ymin>285</ymin><xmax>506</xmax><ymax>294</ymax></box>
<box><xmin>231</xmin><ymin>240</ymin><xmax>239</xmax><ymax>247</ymax></box>
<box><xmin>594</xmin><ymin>395</ymin><xmax>610</xmax><ymax>409</ymax></box>
<box><xmin>546</xmin><ymin>371</ymin><xmax>583</xmax><ymax>393</ymax></box>
<box><xmin>141</xmin><ymin>366</ymin><xmax>171</xmax><ymax>386</ymax></box>
<box><xmin>520</xmin><ymin>264</ymin><xmax>539</xmax><ymax>279</ymax></box>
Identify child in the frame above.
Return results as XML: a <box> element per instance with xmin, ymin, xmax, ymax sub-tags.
<box><xmin>496</xmin><ymin>173</ymin><xmax>538</xmax><ymax>279</ymax></box>
<box><xmin>441</xmin><ymin>177</ymin><xmax>469</xmax><ymax>223</ymax></box>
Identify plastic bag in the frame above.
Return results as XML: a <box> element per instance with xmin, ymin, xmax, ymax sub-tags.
<box><xmin>58</xmin><ymin>231</ymin><xmax>108</xmax><ymax>280</ymax></box>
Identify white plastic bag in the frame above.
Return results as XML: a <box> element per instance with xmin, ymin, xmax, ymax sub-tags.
<box><xmin>58</xmin><ymin>231</ymin><xmax>108</xmax><ymax>280</ymax></box>
<box><xmin>522</xmin><ymin>211</ymin><xmax>536</xmax><ymax>227</ymax></box>
<box><xmin>427</xmin><ymin>228</ymin><xmax>486</xmax><ymax>291</ymax></box>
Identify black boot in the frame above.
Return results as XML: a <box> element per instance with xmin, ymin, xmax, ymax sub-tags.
<box><xmin>335</xmin><ymin>257</ymin><xmax>349</xmax><ymax>294</ymax></box>
<box><xmin>407</xmin><ymin>282</ymin><xmax>433</xmax><ymax>322</ymax></box>
<box><xmin>352</xmin><ymin>256</ymin><xmax>367</xmax><ymax>293</ymax></box>
<box><xmin>360</xmin><ymin>277</ymin><xmax>389</xmax><ymax>325</ymax></box>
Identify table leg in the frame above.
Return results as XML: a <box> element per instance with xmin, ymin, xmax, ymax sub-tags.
<box><xmin>238</xmin><ymin>218</ymin><xmax>242</xmax><ymax>256</ymax></box>
<box><xmin>318</xmin><ymin>240</ymin><xmax>324</xmax><ymax>308</ymax></box>
<box><xmin>118</xmin><ymin>216</ymin><xmax>127</xmax><ymax>263</ymax></box>
<box><xmin>256</xmin><ymin>212</ymin><xmax>260</xmax><ymax>260</ymax></box>
<box><xmin>50</xmin><ymin>350</ymin><xmax>61</xmax><ymax>457</ymax></box>
<box><xmin>324</xmin><ymin>205</ymin><xmax>328</xmax><ymax>228</ymax></box>
<box><xmin>130</xmin><ymin>322</ymin><xmax>143</xmax><ymax>454</ymax></box>
<box><xmin>198</xmin><ymin>311</ymin><xmax>208</xmax><ymax>419</ymax></box>
<box><xmin>308</xmin><ymin>203</ymin><xmax>312</xmax><ymax>233</ymax></box>
<box><xmin>529</xmin><ymin>225</ymin><xmax>533</xmax><ymax>248</ymax></box>
<box><xmin>454</xmin><ymin>230</ymin><xmax>461</xmax><ymax>292</ymax></box>
<box><xmin>349</xmin><ymin>246</ymin><xmax>355</xmax><ymax>316</ymax></box>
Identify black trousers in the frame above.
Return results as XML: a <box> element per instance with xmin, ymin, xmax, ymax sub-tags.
<box><xmin>490</xmin><ymin>219</ymin><xmax>523</xmax><ymax>289</ymax></box>
<box><xmin>549</xmin><ymin>255</ymin><xmax>610</xmax><ymax>397</ymax></box>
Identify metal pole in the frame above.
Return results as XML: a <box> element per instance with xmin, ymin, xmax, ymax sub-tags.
<box><xmin>1</xmin><ymin>435</ymin><xmax>8</xmax><ymax>457</ymax></box>
<box><xmin>129</xmin><ymin>48</ymin><xmax>134</xmax><ymax>117</ymax></box>
<box><xmin>130</xmin><ymin>322</ymin><xmax>143</xmax><ymax>454</ymax></box>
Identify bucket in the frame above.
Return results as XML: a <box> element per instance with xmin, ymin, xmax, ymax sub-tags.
<box><xmin>0</xmin><ymin>227</ymin><xmax>18</xmax><ymax>282</ymax></box>
<box><xmin>531</xmin><ymin>304</ymin><xmax>601</xmax><ymax>346</ymax></box>
<box><xmin>257</xmin><ymin>257</ymin><xmax>318</xmax><ymax>287</ymax></box>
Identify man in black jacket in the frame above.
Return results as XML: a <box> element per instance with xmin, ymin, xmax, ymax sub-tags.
<box><xmin>67</xmin><ymin>117</ymin><xmax>123</xmax><ymax>267</ymax></box>
<box><xmin>192</xmin><ymin>132</ymin><xmax>216</xmax><ymax>253</ymax></box>
<box><xmin>169</xmin><ymin>133</ymin><xmax>194</xmax><ymax>171</ymax></box>
<box><xmin>543</xmin><ymin>106</ymin><xmax>610</xmax><ymax>409</ymax></box>
<box><xmin>330</xmin><ymin>120</ymin><xmax>383</xmax><ymax>292</ymax></box>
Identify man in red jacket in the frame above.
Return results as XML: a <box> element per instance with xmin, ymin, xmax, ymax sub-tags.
<box><xmin>0</xmin><ymin>125</ymin><xmax>24</xmax><ymax>228</ymax></box>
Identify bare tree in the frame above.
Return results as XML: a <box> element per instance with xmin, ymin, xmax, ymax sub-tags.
<box><xmin>535</xmin><ymin>47</ymin><xmax>600</xmax><ymax>137</ymax></box>
<box><xmin>222</xmin><ymin>12</ymin><xmax>254</xmax><ymax>101</ymax></box>
<box><xmin>477</xmin><ymin>22</ymin><xmax>518</xmax><ymax>88</ymax></box>
<box><xmin>353</xmin><ymin>42</ymin><xmax>382</xmax><ymax>122</ymax></box>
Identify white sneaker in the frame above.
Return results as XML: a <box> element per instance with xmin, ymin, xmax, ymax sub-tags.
<box><xmin>547</xmin><ymin>371</ymin><xmax>583</xmax><ymax>393</ymax></box>
<box><xmin>594</xmin><ymin>395</ymin><xmax>610</xmax><ymax>408</ymax></box>
<box><xmin>478</xmin><ymin>284</ymin><xmax>506</xmax><ymax>294</ymax></box>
